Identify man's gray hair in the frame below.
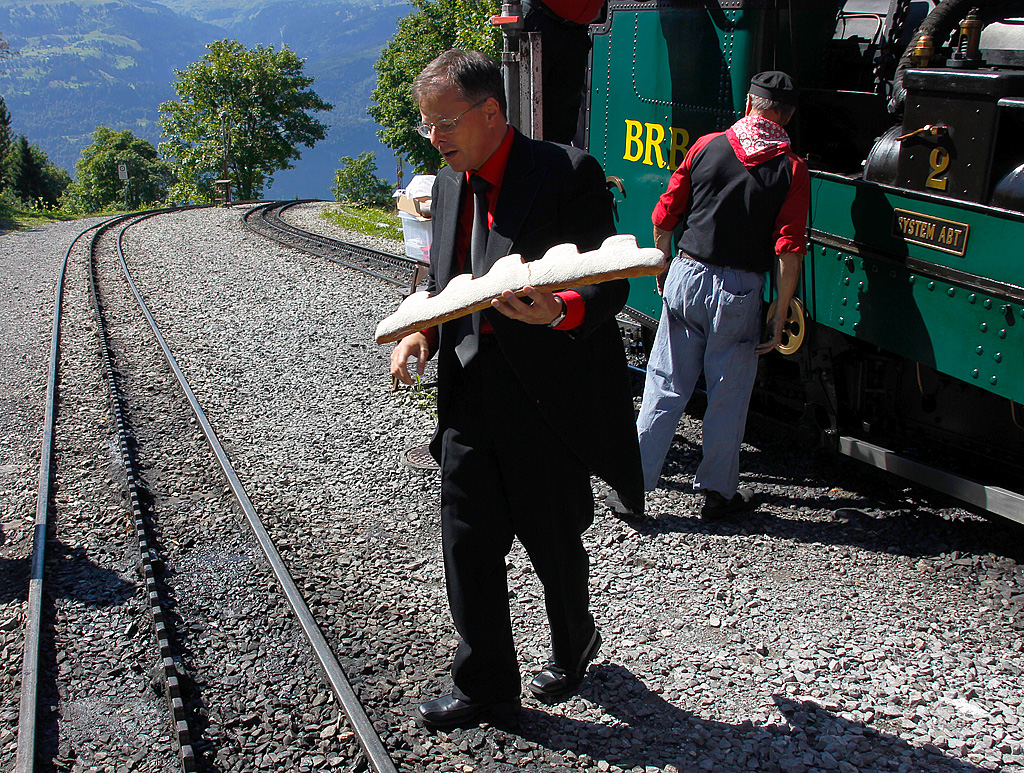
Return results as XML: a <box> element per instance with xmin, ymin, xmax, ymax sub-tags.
<box><xmin>413</xmin><ymin>49</ymin><xmax>507</xmax><ymax>117</ymax></box>
<box><xmin>749</xmin><ymin>93</ymin><xmax>795</xmax><ymax>122</ymax></box>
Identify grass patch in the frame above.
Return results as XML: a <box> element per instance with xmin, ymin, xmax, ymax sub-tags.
<box><xmin>321</xmin><ymin>203</ymin><xmax>403</xmax><ymax>242</ymax></box>
<box><xmin>0</xmin><ymin>208</ymin><xmax>84</xmax><ymax>232</ymax></box>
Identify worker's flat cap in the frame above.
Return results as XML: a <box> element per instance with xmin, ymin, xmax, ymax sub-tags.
<box><xmin>749</xmin><ymin>70</ymin><xmax>798</xmax><ymax>106</ymax></box>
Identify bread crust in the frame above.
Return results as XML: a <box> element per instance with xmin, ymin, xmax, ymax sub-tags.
<box><xmin>375</xmin><ymin>235</ymin><xmax>665</xmax><ymax>344</ymax></box>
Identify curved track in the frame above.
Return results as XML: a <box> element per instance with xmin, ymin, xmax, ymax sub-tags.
<box><xmin>243</xmin><ymin>201</ymin><xmax>428</xmax><ymax>291</ymax></box>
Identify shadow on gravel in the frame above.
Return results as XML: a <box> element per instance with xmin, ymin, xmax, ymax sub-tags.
<box><xmin>616</xmin><ymin>503</ymin><xmax>1024</xmax><ymax>563</ymax></box>
<box><xmin>0</xmin><ymin>556</ymin><xmax>29</xmax><ymax>602</ymax></box>
<box><xmin>619</xmin><ymin>425</ymin><xmax>1024</xmax><ymax>564</ymax></box>
<box><xmin>48</xmin><ymin>541</ymin><xmax>135</xmax><ymax>606</ymax></box>
<box><xmin>516</xmin><ymin>664</ymin><xmax>986</xmax><ymax>773</ymax></box>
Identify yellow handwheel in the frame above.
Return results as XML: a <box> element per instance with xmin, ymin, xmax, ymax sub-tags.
<box><xmin>765</xmin><ymin>297</ymin><xmax>806</xmax><ymax>355</ymax></box>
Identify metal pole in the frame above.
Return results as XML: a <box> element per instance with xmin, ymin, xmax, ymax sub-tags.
<box><xmin>499</xmin><ymin>0</ymin><xmax>524</xmax><ymax>131</ymax></box>
<box><xmin>221</xmin><ymin>111</ymin><xmax>232</xmax><ymax>203</ymax></box>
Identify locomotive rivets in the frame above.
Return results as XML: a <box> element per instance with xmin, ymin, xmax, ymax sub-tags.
<box><xmin>980</xmin><ymin>322</ymin><xmax>988</xmax><ymax>332</ymax></box>
<box><xmin>909</xmin><ymin>275</ymin><xmax>916</xmax><ymax>284</ymax></box>
<box><xmin>977</xmin><ymin>346</ymin><xmax>984</xmax><ymax>355</ymax></box>
<box><xmin>839</xmin><ymin>317</ymin><xmax>845</xmax><ymax>326</ymax></box>
<box><xmin>947</xmin><ymin>287</ymin><xmax>955</xmax><ymax>297</ymax></box>
<box><xmin>972</xmin><ymin>369</ymin><xmax>979</xmax><ymax>378</ymax></box>
<box><xmin>991</xmin><ymin>376</ymin><xmax>998</xmax><ymax>385</ymax></box>
<box><xmin>994</xmin><ymin>353</ymin><xmax>1002</xmax><ymax>363</ymax></box>
<box><xmin>855</xmin><ymin>302</ymin><xmax>861</xmax><ymax>310</ymax></box>
<box><xmin>968</xmin><ymin>293</ymin><xmax>976</xmax><ymax>304</ymax></box>
<box><xmin>999</xmin><ymin>329</ymin><xmax>1007</xmax><ymax>339</ymax></box>
<box><xmin>928</xmin><ymin>281</ymin><xmax>935</xmax><ymax>290</ymax></box>
<box><xmin>844</xmin><ymin>277</ymin><xmax>850</xmax><ymax>286</ymax></box>
<box><xmin>841</xmin><ymin>297</ymin><xmax>847</xmax><ymax>306</ymax></box>
<box><xmin>984</xmin><ymin>299</ymin><xmax>992</xmax><ymax>309</ymax></box>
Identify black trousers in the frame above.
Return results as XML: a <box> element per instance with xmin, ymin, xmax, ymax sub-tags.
<box><xmin>440</xmin><ymin>338</ymin><xmax>596</xmax><ymax>702</ymax></box>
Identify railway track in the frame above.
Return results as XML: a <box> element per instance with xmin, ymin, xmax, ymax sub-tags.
<box><xmin>242</xmin><ymin>200</ymin><xmax>428</xmax><ymax>291</ymax></box>
<box><xmin>3</xmin><ymin>205</ymin><xmax>1021</xmax><ymax>773</ymax></box>
<box><xmin>14</xmin><ymin>209</ymin><xmax>397</xmax><ymax>772</ymax></box>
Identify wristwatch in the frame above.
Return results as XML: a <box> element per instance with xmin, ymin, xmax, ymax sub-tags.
<box><xmin>547</xmin><ymin>296</ymin><xmax>567</xmax><ymax>328</ymax></box>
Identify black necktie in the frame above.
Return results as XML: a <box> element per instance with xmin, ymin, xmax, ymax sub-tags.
<box><xmin>455</xmin><ymin>174</ymin><xmax>491</xmax><ymax>367</ymax></box>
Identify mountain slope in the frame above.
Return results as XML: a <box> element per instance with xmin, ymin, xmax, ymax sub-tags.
<box><xmin>0</xmin><ymin>0</ymin><xmax>410</xmax><ymax>199</ymax></box>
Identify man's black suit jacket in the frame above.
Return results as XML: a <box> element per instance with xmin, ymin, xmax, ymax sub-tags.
<box><xmin>425</xmin><ymin>129</ymin><xmax>643</xmax><ymax>506</ymax></box>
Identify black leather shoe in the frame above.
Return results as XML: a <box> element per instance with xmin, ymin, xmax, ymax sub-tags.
<box><xmin>529</xmin><ymin>629</ymin><xmax>602</xmax><ymax>701</ymax></box>
<box><xmin>416</xmin><ymin>693</ymin><xmax>520</xmax><ymax>729</ymax></box>
<box><xmin>701</xmin><ymin>487</ymin><xmax>756</xmax><ymax>520</ymax></box>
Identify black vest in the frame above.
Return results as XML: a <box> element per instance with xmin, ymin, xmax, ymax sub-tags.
<box><xmin>676</xmin><ymin>133</ymin><xmax>794</xmax><ymax>273</ymax></box>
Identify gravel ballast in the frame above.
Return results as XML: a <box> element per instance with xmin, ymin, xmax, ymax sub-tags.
<box><xmin>2</xmin><ymin>205</ymin><xmax>1021</xmax><ymax>773</ymax></box>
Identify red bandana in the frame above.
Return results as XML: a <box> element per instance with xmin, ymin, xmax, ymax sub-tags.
<box><xmin>726</xmin><ymin>115</ymin><xmax>790</xmax><ymax>168</ymax></box>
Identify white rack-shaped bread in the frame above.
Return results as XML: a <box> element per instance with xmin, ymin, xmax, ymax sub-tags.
<box><xmin>375</xmin><ymin>234</ymin><xmax>665</xmax><ymax>344</ymax></box>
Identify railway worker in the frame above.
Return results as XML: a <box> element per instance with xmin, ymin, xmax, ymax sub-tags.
<box><xmin>617</xmin><ymin>70</ymin><xmax>810</xmax><ymax>520</ymax></box>
<box><xmin>389</xmin><ymin>49</ymin><xmax>643</xmax><ymax>729</ymax></box>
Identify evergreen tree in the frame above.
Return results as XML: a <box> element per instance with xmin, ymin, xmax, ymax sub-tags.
<box><xmin>0</xmin><ymin>98</ymin><xmax>12</xmax><ymax>179</ymax></box>
<box><xmin>4</xmin><ymin>135</ymin><xmax>70</xmax><ymax>207</ymax></box>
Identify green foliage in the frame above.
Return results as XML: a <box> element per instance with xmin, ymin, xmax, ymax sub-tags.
<box><xmin>159</xmin><ymin>38</ymin><xmax>332</xmax><ymax>202</ymax></box>
<box><xmin>369</xmin><ymin>0</ymin><xmax>501</xmax><ymax>175</ymax></box>
<box><xmin>0</xmin><ymin>98</ymin><xmax>12</xmax><ymax>165</ymax></box>
<box><xmin>321</xmin><ymin>202</ymin><xmax>402</xmax><ymax>242</ymax></box>
<box><xmin>3</xmin><ymin>134</ymin><xmax>71</xmax><ymax>207</ymax></box>
<box><xmin>332</xmin><ymin>151</ymin><xmax>393</xmax><ymax>207</ymax></box>
<box><xmin>60</xmin><ymin>125</ymin><xmax>173</xmax><ymax>214</ymax></box>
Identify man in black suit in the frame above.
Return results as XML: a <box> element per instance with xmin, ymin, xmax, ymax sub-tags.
<box><xmin>389</xmin><ymin>49</ymin><xmax>642</xmax><ymax>729</ymax></box>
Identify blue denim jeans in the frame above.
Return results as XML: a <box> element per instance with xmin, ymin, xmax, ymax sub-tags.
<box><xmin>636</xmin><ymin>256</ymin><xmax>764</xmax><ymax>496</ymax></box>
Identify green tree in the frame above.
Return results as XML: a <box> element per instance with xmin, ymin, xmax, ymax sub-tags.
<box><xmin>369</xmin><ymin>0</ymin><xmax>500</xmax><ymax>174</ymax></box>
<box><xmin>60</xmin><ymin>126</ymin><xmax>174</xmax><ymax>214</ymax></box>
<box><xmin>159</xmin><ymin>39</ymin><xmax>331</xmax><ymax>202</ymax></box>
<box><xmin>0</xmin><ymin>98</ymin><xmax>12</xmax><ymax>176</ymax></box>
<box><xmin>4</xmin><ymin>135</ymin><xmax>71</xmax><ymax>207</ymax></box>
<box><xmin>332</xmin><ymin>151</ymin><xmax>393</xmax><ymax>207</ymax></box>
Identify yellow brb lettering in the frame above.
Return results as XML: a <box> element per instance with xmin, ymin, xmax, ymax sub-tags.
<box><xmin>644</xmin><ymin>123</ymin><xmax>666</xmax><ymax>168</ymax></box>
<box><xmin>624</xmin><ymin>120</ymin><xmax>644</xmax><ymax>162</ymax></box>
<box><xmin>623</xmin><ymin>119</ymin><xmax>692</xmax><ymax>168</ymax></box>
<box><xmin>669</xmin><ymin>128</ymin><xmax>690</xmax><ymax>170</ymax></box>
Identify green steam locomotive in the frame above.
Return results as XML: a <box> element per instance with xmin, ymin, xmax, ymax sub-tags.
<box><xmin>569</xmin><ymin>0</ymin><xmax>1023</xmax><ymax>521</ymax></box>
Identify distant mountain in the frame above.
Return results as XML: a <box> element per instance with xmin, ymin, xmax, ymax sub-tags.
<box><xmin>0</xmin><ymin>0</ymin><xmax>410</xmax><ymax>200</ymax></box>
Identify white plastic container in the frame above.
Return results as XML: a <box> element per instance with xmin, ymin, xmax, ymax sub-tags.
<box><xmin>399</xmin><ymin>211</ymin><xmax>432</xmax><ymax>261</ymax></box>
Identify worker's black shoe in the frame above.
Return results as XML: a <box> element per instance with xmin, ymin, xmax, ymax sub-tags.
<box><xmin>700</xmin><ymin>487</ymin><xmax>756</xmax><ymax>520</ymax></box>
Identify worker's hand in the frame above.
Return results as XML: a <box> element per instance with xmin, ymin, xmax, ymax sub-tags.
<box><xmin>656</xmin><ymin>268</ymin><xmax>669</xmax><ymax>296</ymax></box>
<box><xmin>755</xmin><ymin>316</ymin><xmax>783</xmax><ymax>355</ymax></box>
<box><xmin>491</xmin><ymin>286</ymin><xmax>563</xmax><ymax>325</ymax></box>
<box><xmin>390</xmin><ymin>332</ymin><xmax>429</xmax><ymax>385</ymax></box>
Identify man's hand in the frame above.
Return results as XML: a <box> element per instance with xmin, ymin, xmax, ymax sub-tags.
<box><xmin>755</xmin><ymin>315</ymin><xmax>783</xmax><ymax>355</ymax></box>
<box><xmin>656</xmin><ymin>268</ymin><xmax>669</xmax><ymax>296</ymax></box>
<box><xmin>390</xmin><ymin>331</ymin><xmax>430</xmax><ymax>385</ymax></box>
<box><xmin>491</xmin><ymin>286</ymin><xmax>563</xmax><ymax>325</ymax></box>
<box><xmin>653</xmin><ymin>225</ymin><xmax>673</xmax><ymax>297</ymax></box>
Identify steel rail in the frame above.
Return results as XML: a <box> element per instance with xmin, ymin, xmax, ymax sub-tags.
<box><xmin>16</xmin><ymin>217</ymin><xmax>119</xmax><ymax>773</ymax></box>
<box><xmin>243</xmin><ymin>200</ymin><xmax>427</xmax><ymax>290</ymax></box>
<box><xmin>115</xmin><ymin>211</ymin><xmax>399</xmax><ymax>773</ymax></box>
<box><xmin>94</xmin><ymin>211</ymin><xmax>199</xmax><ymax>772</ymax></box>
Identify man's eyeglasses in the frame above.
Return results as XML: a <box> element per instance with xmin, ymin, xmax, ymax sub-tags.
<box><xmin>416</xmin><ymin>98</ymin><xmax>488</xmax><ymax>138</ymax></box>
